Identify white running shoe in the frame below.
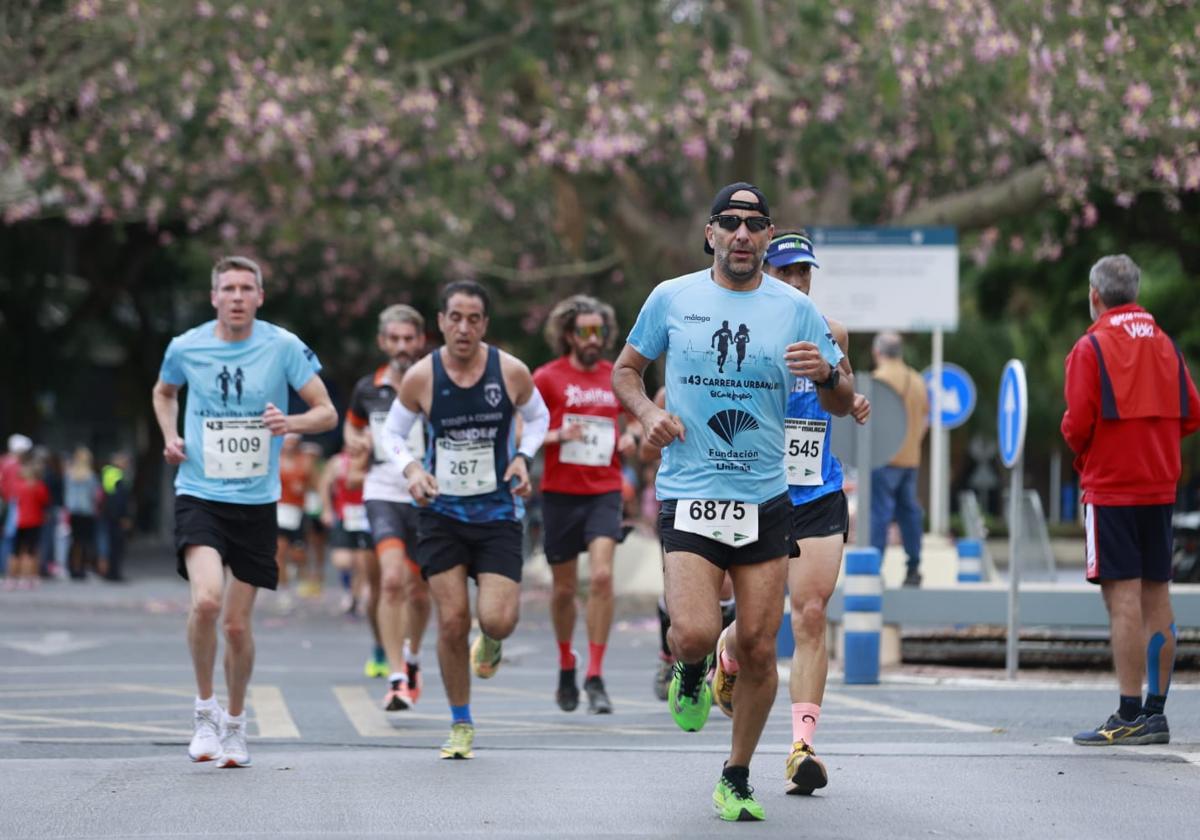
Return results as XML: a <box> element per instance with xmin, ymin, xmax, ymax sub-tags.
<box><xmin>215</xmin><ymin>716</ymin><xmax>251</xmax><ymax>768</ymax></box>
<box><xmin>187</xmin><ymin>706</ymin><xmax>223</xmax><ymax>762</ymax></box>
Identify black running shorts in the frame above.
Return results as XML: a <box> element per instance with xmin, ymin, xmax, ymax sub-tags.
<box><xmin>658</xmin><ymin>492</ymin><xmax>793</xmax><ymax>570</ymax></box>
<box><xmin>330</xmin><ymin>523</ymin><xmax>374</xmax><ymax>551</ymax></box>
<box><xmin>417</xmin><ymin>508</ymin><xmax>523</xmax><ymax>583</ymax></box>
<box><xmin>789</xmin><ymin>490</ymin><xmax>849</xmax><ymax>558</ymax></box>
<box><xmin>175</xmin><ymin>495</ymin><xmax>278</xmax><ymax>590</ymax></box>
<box><xmin>542</xmin><ymin>491</ymin><xmax>623</xmax><ymax>564</ymax></box>
<box><xmin>1084</xmin><ymin>502</ymin><xmax>1173</xmax><ymax>584</ymax></box>
<box><xmin>365</xmin><ymin>499</ymin><xmax>420</xmax><ymax>549</ymax></box>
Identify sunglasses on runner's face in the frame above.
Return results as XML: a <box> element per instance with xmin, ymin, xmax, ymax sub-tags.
<box><xmin>710</xmin><ymin>214</ymin><xmax>772</xmax><ymax>233</ymax></box>
<box><xmin>574</xmin><ymin>324</ymin><xmax>609</xmax><ymax>340</ymax></box>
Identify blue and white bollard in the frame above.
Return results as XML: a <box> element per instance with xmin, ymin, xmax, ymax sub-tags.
<box><xmin>842</xmin><ymin>547</ymin><xmax>882</xmax><ymax>685</ymax></box>
<box><xmin>956</xmin><ymin>538</ymin><xmax>984</xmax><ymax>583</ymax></box>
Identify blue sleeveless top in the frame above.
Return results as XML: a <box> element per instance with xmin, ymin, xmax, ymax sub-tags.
<box><xmin>786</xmin><ymin>362</ymin><xmax>844</xmax><ymax>506</ymax></box>
<box><xmin>427</xmin><ymin>346</ymin><xmax>521</xmax><ymax>522</ymax></box>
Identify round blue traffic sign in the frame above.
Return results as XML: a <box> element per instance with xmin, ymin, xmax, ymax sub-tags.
<box><xmin>922</xmin><ymin>363</ymin><xmax>977</xmax><ymax>430</ymax></box>
<box><xmin>997</xmin><ymin>359</ymin><xmax>1027</xmax><ymax>468</ymax></box>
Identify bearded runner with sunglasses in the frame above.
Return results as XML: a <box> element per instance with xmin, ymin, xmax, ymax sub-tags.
<box><xmin>533</xmin><ymin>295</ymin><xmax>638</xmax><ymax>715</ymax></box>
<box><xmin>613</xmin><ymin>183</ymin><xmax>855</xmax><ymax>821</ymax></box>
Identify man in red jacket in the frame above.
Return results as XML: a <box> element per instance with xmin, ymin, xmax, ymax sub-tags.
<box><xmin>1061</xmin><ymin>254</ymin><xmax>1200</xmax><ymax>746</ymax></box>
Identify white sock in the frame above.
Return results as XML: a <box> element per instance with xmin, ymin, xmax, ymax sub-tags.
<box><xmin>403</xmin><ymin>641</ymin><xmax>420</xmax><ymax>667</ymax></box>
<box><xmin>388</xmin><ymin>671</ymin><xmax>408</xmax><ymax>685</ymax></box>
<box><xmin>224</xmin><ymin>711</ymin><xmax>245</xmax><ymax>725</ymax></box>
<box><xmin>196</xmin><ymin>695</ymin><xmax>220</xmax><ymax>711</ymax></box>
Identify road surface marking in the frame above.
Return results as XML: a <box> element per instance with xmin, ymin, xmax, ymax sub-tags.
<box><xmin>247</xmin><ymin>685</ymin><xmax>299</xmax><ymax>739</ymax></box>
<box><xmin>824</xmin><ymin>690</ymin><xmax>994</xmax><ymax>733</ymax></box>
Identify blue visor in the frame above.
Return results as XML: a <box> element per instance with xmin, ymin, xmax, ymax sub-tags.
<box><xmin>765</xmin><ymin>234</ymin><xmax>819</xmax><ymax>268</ymax></box>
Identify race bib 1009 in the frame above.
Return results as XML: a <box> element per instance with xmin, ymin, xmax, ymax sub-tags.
<box><xmin>202</xmin><ymin>418</ymin><xmax>270</xmax><ymax>479</ymax></box>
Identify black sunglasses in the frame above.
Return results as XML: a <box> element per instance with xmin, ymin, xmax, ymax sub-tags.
<box><xmin>710</xmin><ymin>214</ymin><xmax>772</xmax><ymax>233</ymax></box>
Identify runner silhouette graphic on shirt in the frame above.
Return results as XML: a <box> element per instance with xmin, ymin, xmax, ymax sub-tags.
<box><xmin>711</xmin><ymin>320</ymin><xmax>734</xmax><ymax>373</ymax></box>
<box><xmin>217</xmin><ymin>366</ymin><xmax>232</xmax><ymax>406</ymax></box>
<box><xmin>234</xmin><ymin>367</ymin><xmax>245</xmax><ymax>405</ymax></box>
<box><xmin>733</xmin><ymin>324</ymin><xmax>751</xmax><ymax>372</ymax></box>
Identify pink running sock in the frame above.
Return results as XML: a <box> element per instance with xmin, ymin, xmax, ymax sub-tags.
<box><xmin>558</xmin><ymin>641</ymin><xmax>575</xmax><ymax>670</ymax></box>
<box><xmin>792</xmin><ymin>703</ymin><xmax>821</xmax><ymax>746</ymax></box>
<box><xmin>719</xmin><ymin>631</ymin><xmax>740</xmax><ymax>675</ymax></box>
<box><xmin>586</xmin><ymin>642</ymin><xmax>606</xmax><ymax>679</ymax></box>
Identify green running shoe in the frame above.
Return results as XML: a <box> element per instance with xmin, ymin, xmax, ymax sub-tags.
<box><xmin>440</xmin><ymin>722</ymin><xmax>475</xmax><ymax>759</ymax></box>
<box><xmin>713</xmin><ymin>773</ymin><xmax>765</xmax><ymax>822</ymax></box>
<box><xmin>363</xmin><ymin>655</ymin><xmax>388</xmax><ymax>679</ymax></box>
<box><xmin>470</xmin><ymin>634</ymin><xmax>503</xmax><ymax>679</ymax></box>
<box><xmin>667</xmin><ymin>658</ymin><xmax>712</xmax><ymax>732</ymax></box>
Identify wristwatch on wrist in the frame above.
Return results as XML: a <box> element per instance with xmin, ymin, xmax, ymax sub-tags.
<box><xmin>815</xmin><ymin>366</ymin><xmax>840</xmax><ymax>390</ymax></box>
<box><xmin>514</xmin><ymin>452</ymin><xmax>534</xmax><ymax>469</ymax></box>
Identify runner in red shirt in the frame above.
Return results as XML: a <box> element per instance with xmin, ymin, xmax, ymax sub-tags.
<box><xmin>5</xmin><ymin>452</ymin><xmax>50</xmax><ymax>589</ymax></box>
<box><xmin>533</xmin><ymin>295</ymin><xmax>636</xmax><ymax>714</ymax></box>
<box><xmin>1062</xmin><ymin>254</ymin><xmax>1200</xmax><ymax>747</ymax></box>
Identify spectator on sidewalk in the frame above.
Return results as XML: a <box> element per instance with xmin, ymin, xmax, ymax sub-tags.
<box><xmin>65</xmin><ymin>446</ymin><xmax>101</xmax><ymax>580</ymax></box>
<box><xmin>869</xmin><ymin>332</ymin><xmax>929</xmax><ymax>587</ymax></box>
<box><xmin>5</xmin><ymin>450</ymin><xmax>50</xmax><ymax>589</ymax></box>
<box><xmin>99</xmin><ymin>451</ymin><xmax>133</xmax><ymax>582</ymax></box>
<box><xmin>38</xmin><ymin>448</ymin><xmax>66</xmax><ymax>579</ymax></box>
<box><xmin>1</xmin><ymin>433</ymin><xmax>34</xmax><ymax>577</ymax></box>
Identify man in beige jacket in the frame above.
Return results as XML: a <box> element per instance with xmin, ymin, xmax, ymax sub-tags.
<box><xmin>869</xmin><ymin>332</ymin><xmax>929</xmax><ymax>587</ymax></box>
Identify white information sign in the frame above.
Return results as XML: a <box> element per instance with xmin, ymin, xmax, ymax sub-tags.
<box><xmin>806</xmin><ymin>227</ymin><xmax>959</xmax><ymax>332</ymax></box>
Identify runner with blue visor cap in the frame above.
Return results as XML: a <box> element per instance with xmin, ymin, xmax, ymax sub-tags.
<box><xmin>764</xmin><ymin>232</ymin><xmax>820</xmax><ymax>269</ymax></box>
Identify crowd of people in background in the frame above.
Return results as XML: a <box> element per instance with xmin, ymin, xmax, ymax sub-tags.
<box><xmin>0</xmin><ymin>433</ymin><xmax>132</xmax><ymax>590</ymax></box>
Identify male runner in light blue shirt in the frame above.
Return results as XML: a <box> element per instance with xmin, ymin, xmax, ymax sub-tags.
<box><xmin>613</xmin><ymin>183</ymin><xmax>855</xmax><ymax>821</ymax></box>
<box><xmin>153</xmin><ymin>256</ymin><xmax>336</xmax><ymax>769</ymax></box>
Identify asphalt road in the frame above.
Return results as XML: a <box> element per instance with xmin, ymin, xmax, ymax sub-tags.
<box><xmin>1</xmin><ymin>545</ymin><xmax>1197</xmax><ymax>839</ymax></box>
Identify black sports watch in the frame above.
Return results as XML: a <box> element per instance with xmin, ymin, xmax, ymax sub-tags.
<box><xmin>815</xmin><ymin>366</ymin><xmax>840</xmax><ymax>390</ymax></box>
<box><xmin>513</xmin><ymin>452</ymin><xmax>534</xmax><ymax>469</ymax></box>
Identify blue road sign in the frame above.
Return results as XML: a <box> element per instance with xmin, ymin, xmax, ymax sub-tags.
<box><xmin>922</xmin><ymin>363</ymin><xmax>976</xmax><ymax>430</ymax></box>
<box><xmin>998</xmin><ymin>359</ymin><xmax>1027</xmax><ymax>468</ymax></box>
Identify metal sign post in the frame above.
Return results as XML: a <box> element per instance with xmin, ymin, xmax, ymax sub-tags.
<box><xmin>998</xmin><ymin>360</ymin><xmax>1028</xmax><ymax>680</ymax></box>
<box><xmin>922</xmin><ymin>361</ymin><xmax>978</xmax><ymax>536</ymax></box>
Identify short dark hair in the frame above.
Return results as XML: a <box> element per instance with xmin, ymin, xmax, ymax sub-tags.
<box><xmin>440</xmin><ymin>280</ymin><xmax>491</xmax><ymax>316</ymax></box>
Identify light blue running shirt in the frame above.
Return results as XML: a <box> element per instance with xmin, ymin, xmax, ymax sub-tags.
<box><xmin>626</xmin><ymin>269</ymin><xmax>842</xmax><ymax>504</ymax></box>
<box><xmin>159</xmin><ymin>319</ymin><xmax>322</xmax><ymax>505</ymax></box>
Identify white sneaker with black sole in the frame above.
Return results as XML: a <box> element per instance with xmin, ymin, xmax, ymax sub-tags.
<box><xmin>188</xmin><ymin>706</ymin><xmax>224</xmax><ymax>762</ymax></box>
<box><xmin>215</xmin><ymin>716</ymin><xmax>251</xmax><ymax>768</ymax></box>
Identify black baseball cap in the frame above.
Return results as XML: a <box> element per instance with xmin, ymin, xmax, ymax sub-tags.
<box><xmin>704</xmin><ymin>182</ymin><xmax>771</xmax><ymax>254</ymax></box>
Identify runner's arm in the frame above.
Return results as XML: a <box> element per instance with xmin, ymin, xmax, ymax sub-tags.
<box><xmin>614</xmin><ymin>350</ymin><xmax>684</xmax><ymax>449</ymax></box>
<box><xmin>515</xmin><ymin>386</ymin><xmax>550</xmax><ymax>458</ymax></box>
<box><xmin>827</xmin><ymin>319</ymin><xmax>869</xmax><ymax>424</ymax></box>
<box><xmin>385</xmin><ymin>360</ymin><xmax>431</xmax><ymax>481</ymax></box>
<box><xmin>269</xmin><ymin>375</ymin><xmax>338</xmax><ymax>435</ymax></box>
<box><xmin>152</xmin><ymin>379</ymin><xmax>186</xmax><ymax>464</ymax></box>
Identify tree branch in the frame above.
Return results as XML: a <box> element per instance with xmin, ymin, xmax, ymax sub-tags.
<box><xmin>400</xmin><ymin>0</ymin><xmax>622</xmax><ymax>77</ymax></box>
<box><xmin>894</xmin><ymin>161</ymin><xmax>1051</xmax><ymax>230</ymax></box>
<box><xmin>417</xmin><ymin>236</ymin><xmax>621</xmax><ymax>285</ymax></box>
